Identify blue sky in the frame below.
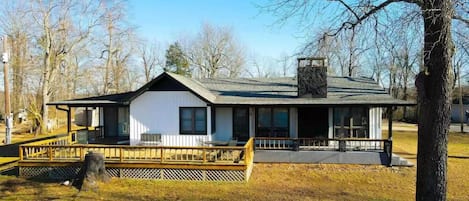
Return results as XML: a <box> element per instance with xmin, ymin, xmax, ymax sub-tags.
<box><xmin>128</xmin><ymin>0</ymin><xmax>305</xmax><ymax>60</ymax></box>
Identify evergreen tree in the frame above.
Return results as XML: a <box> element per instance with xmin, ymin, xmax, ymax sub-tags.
<box><xmin>164</xmin><ymin>42</ymin><xmax>191</xmax><ymax>76</ymax></box>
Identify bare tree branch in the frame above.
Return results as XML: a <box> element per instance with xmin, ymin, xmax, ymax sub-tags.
<box><xmin>453</xmin><ymin>14</ymin><xmax>469</xmax><ymax>25</ymax></box>
<box><xmin>327</xmin><ymin>0</ymin><xmax>422</xmax><ymax>36</ymax></box>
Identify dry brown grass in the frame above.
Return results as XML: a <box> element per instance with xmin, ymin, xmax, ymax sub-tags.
<box><xmin>0</xmin><ymin>130</ymin><xmax>468</xmax><ymax>201</ymax></box>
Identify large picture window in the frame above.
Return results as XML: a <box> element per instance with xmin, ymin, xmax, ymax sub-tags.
<box><xmin>256</xmin><ymin>107</ymin><xmax>289</xmax><ymax>137</ymax></box>
<box><xmin>333</xmin><ymin>107</ymin><xmax>368</xmax><ymax>138</ymax></box>
<box><xmin>180</xmin><ymin>107</ymin><xmax>207</xmax><ymax>135</ymax></box>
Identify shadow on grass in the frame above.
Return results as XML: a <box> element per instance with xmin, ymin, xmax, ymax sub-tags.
<box><xmin>448</xmin><ymin>155</ymin><xmax>469</xmax><ymax>159</ymax></box>
<box><xmin>0</xmin><ymin>173</ymin><xmax>81</xmax><ymax>200</ymax></box>
<box><xmin>394</xmin><ymin>151</ymin><xmax>417</xmax><ymax>160</ymax></box>
<box><xmin>394</xmin><ymin>151</ymin><xmax>469</xmax><ymax>160</ymax></box>
<box><xmin>0</xmin><ymin>166</ymin><xmax>18</xmax><ymax>176</ymax></box>
<box><xmin>0</xmin><ymin>176</ymin><xmax>62</xmax><ymax>200</ymax></box>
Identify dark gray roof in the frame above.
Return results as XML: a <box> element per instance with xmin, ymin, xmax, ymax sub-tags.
<box><xmin>48</xmin><ymin>72</ymin><xmax>414</xmax><ymax>107</ymax></box>
<box><xmin>194</xmin><ymin>76</ymin><xmax>413</xmax><ymax>106</ymax></box>
<box><xmin>48</xmin><ymin>91</ymin><xmax>135</xmax><ymax>106</ymax></box>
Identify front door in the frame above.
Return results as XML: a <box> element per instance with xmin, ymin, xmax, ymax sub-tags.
<box><xmin>298</xmin><ymin>107</ymin><xmax>328</xmax><ymax>138</ymax></box>
<box><xmin>233</xmin><ymin>107</ymin><xmax>250</xmax><ymax>141</ymax></box>
<box><xmin>104</xmin><ymin>107</ymin><xmax>118</xmax><ymax>137</ymax></box>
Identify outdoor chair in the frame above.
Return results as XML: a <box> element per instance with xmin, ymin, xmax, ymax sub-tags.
<box><xmin>228</xmin><ymin>139</ymin><xmax>238</xmax><ymax>146</ymax></box>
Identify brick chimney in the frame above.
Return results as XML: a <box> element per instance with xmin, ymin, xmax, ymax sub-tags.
<box><xmin>297</xmin><ymin>57</ymin><xmax>327</xmax><ymax>98</ymax></box>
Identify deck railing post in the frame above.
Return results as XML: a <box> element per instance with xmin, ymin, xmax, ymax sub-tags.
<box><xmin>80</xmin><ymin>146</ymin><xmax>84</xmax><ymax>161</ymax></box>
<box><xmin>161</xmin><ymin>148</ymin><xmax>164</xmax><ymax>163</ymax></box>
<box><xmin>120</xmin><ymin>147</ymin><xmax>124</xmax><ymax>162</ymax></box>
<box><xmin>48</xmin><ymin>146</ymin><xmax>53</xmax><ymax>161</ymax></box>
<box><xmin>19</xmin><ymin>145</ymin><xmax>23</xmax><ymax>160</ymax></box>
<box><xmin>338</xmin><ymin>139</ymin><xmax>346</xmax><ymax>152</ymax></box>
<box><xmin>203</xmin><ymin>148</ymin><xmax>207</xmax><ymax>163</ymax></box>
<box><xmin>292</xmin><ymin>138</ymin><xmax>299</xmax><ymax>151</ymax></box>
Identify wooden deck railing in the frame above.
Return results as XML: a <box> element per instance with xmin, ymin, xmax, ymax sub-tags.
<box><xmin>19</xmin><ymin>132</ymin><xmax>78</xmax><ymax>159</ymax></box>
<box><xmin>19</xmin><ymin>137</ymin><xmax>256</xmax><ymax>166</ymax></box>
<box><xmin>254</xmin><ymin>137</ymin><xmax>390</xmax><ymax>153</ymax></box>
<box><xmin>24</xmin><ymin>132</ymin><xmax>77</xmax><ymax>146</ymax></box>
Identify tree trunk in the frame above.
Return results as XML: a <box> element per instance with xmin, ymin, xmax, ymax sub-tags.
<box><xmin>73</xmin><ymin>151</ymin><xmax>110</xmax><ymax>191</ymax></box>
<box><xmin>416</xmin><ymin>1</ymin><xmax>454</xmax><ymax>200</ymax></box>
<box><xmin>41</xmin><ymin>59</ymin><xmax>50</xmax><ymax>135</ymax></box>
<box><xmin>41</xmin><ymin>14</ymin><xmax>52</xmax><ymax>135</ymax></box>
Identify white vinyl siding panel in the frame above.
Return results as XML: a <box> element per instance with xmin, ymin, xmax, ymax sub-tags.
<box><xmin>289</xmin><ymin>107</ymin><xmax>297</xmax><ymax>138</ymax></box>
<box><xmin>214</xmin><ymin>107</ymin><xmax>233</xmax><ymax>141</ymax></box>
<box><xmin>129</xmin><ymin>91</ymin><xmax>209</xmax><ymax>145</ymax></box>
<box><xmin>328</xmin><ymin>108</ymin><xmax>333</xmax><ymax>138</ymax></box>
<box><xmin>369</xmin><ymin>107</ymin><xmax>382</xmax><ymax>139</ymax></box>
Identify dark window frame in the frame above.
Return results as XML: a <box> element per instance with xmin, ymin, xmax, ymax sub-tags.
<box><xmin>255</xmin><ymin>107</ymin><xmax>290</xmax><ymax>138</ymax></box>
<box><xmin>179</xmin><ymin>107</ymin><xmax>207</xmax><ymax>135</ymax></box>
<box><xmin>232</xmin><ymin>107</ymin><xmax>250</xmax><ymax>141</ymax></box>
<box><xmin>332</xmin><ymin>107</ymin><xmax>369</xmax><ymax>138</ymax></box>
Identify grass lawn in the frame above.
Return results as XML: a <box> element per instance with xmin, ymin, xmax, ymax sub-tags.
<box><xmin>1</xmin><ymin>130</ymin><xmax>468</xmax><ymax>201</ymax></box>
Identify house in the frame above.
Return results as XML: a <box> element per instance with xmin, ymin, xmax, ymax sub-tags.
<box><xmin>451</xmin><ymin>96</ymin><xmax>469</xmax><ymax>123</ymax></box>
<box><xmin>17</xmin><ymin>57</ymin><xmax>413</xmax><ymax>182</ymax></box>
<box><xmin>49</xmin><ymin>58</ymin><xmax>412</xmax><ymax>149</ymax></box>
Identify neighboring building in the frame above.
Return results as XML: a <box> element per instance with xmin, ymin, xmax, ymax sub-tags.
<box><xmin>451</xmin><ymin>96</ymin><xmax>469</xmax><ymax>123</ymax></box>
<box><xmin>48</xmin><ymin>58</ymin><xmax>412</xmax><ymax>147</ymax></box>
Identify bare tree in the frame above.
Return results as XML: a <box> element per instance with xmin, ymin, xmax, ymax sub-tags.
<box><xmin>263</xmin><ymin>0</ymin><xmax>469</xmax><ymax>200</ymax></box>
<box><xmin>97</xmin><ymin>0</ymin><xmax>136</xmax><ymax>94</ymax></box>
<box><xmin>0</xmin><ymin>1</ymin><xmax>33</xmax><ymax>123</ymax></box>
<box><xmin>27</xmin><ymin>0</ymin><xmax>101</xmax><ymax>134</ymax></box>
<box><xmin>137</xmin><ymin>40</ymin><xmax>161</xmax><ymax>82</ymax></box>
<box><xmin>185</xmin><ymin>23</ymin><xmax>246</xmax><ymax>78</ymax></box>
<box><xmin>277</xmin><ymin>52</ymin><xmax>294</xmax><ymax>77</ymax></box>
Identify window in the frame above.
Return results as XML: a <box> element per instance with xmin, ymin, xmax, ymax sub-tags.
<box><xmin>256</xmin><ymin>107</ymin><xmax>289</xmax><ymax>137</ymax></box>
<box><xmin>333</xmin><ymin>107</ymin><xmax>369</xmax><ymax>138</ymax></box>
<box><xmin>233</xmin><ymin>107</ymin><xmax>250</xmax><ymax>141</ymax></box>
<box><xmin>180</xmin><ymin>107</ymin><xmax>207</xmax><ymax>135</ymax></box>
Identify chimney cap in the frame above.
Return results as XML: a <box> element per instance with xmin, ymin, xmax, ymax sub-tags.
<box><xmin>297</xmin><ymin>57</ymin><xmax>327</xmax><ymax>68</ymax></box>
<box><xmin>297</xmin><ymin>57</ymin><xmax>326</xmax><ymax>61</ymax></box>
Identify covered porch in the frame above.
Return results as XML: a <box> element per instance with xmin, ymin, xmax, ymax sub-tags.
<box><xmin>211</xmin><ymin>104</ymin><xmax>403</xmax><ymax>166</ymax></box>
<box><xmin>49</xmin><ymin>92</ymin><xmax>134</xmax><ymax>145</ymax></box>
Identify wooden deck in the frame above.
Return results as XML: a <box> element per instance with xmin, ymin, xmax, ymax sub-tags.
<box><xmin>18</xmin><ymin>134</ymin><xmax>254</xmax><ymax>182</ymax></box>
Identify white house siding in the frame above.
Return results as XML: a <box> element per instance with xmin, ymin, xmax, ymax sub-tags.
<box><xmin>99</xmin><ymin>107</ymin><xmax>104</xmax><ymax>126</ymax></box>
<box><xmin>289</xmin><ymin>107</ymin><xmax>298</xmax><ymax>138</ymax></box>
<box><xmin>328</xmin><ymin>108</ymin><xmax>333</xmax><ymax>138</ymax></box>
<box><xmin>129</xmin><ymin>91</ymin><xmax>211</xmax><ymax>146</ymax></box>
<box><xmin>369</xmin><ymin>107</ymin><xmax>382</xmax><ymax>139</ymax></box>
<box><xmin>214</xmin><ymin>107</ymin><xmax>233</xmax><ymax>141</ymax></box>
<box><xmin>162</xmin><ymin>135</ymin><xmax>210</xmax><ymax>146</ymax></box>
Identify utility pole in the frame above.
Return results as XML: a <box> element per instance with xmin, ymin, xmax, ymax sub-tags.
<box><xmin>459</xmin><ymin>64</ymin><xmax>464</xmax><ymax>133</ymax></box>
<box><xmin>2</xmin><ymin>35</ymin><xmax>11</xmax><ymax>144</ymax></box>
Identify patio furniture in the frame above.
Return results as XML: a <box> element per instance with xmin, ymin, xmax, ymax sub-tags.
<box><xmin>203</xmin><ymin>140</ymin><xmax>229</xmax><ymax>146</ymax></box>
<box><xmin>139</xmin><ymin>133</ymin><xmax>162</xmax><ymax>145</ymax></box>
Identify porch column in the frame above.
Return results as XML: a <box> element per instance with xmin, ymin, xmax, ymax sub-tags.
<box><xmin>387</xmin><ymin>106</ymin><xmax>393</xmax><ymax>167</ymax></box>
<box><xmin>67</xmin><ymin>106</ymin><xmax>71</xmax><ymax>134</ymax></box>
<box><xmin>249</xmin><ymin>107</ymin><xmax>255</xmax><ymax>138</ymax></box>
<box><xmin>85</xmin><ymin>107</ymin><xmax>89</xmax><ymax>132</ymax></box>
<box><xmin>56</xmin><ymin>105</ymin><xmax>71</xmax><ymax>134</ymax></box>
